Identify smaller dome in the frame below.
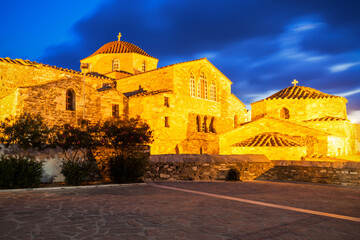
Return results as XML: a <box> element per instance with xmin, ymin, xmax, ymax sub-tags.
<box><xmin>88</xmin><ymin>41</ymin><xmax>156</xmax><ymax>59</ymax></box>
<box><xmin>256</xmin><ymin>85</ymin><xmax>341</xmax><ymax>103</ymax></box>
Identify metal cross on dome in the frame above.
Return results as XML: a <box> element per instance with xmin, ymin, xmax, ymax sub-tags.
<box><xmin>117</xmin><ymin>32</ymin><xmax>122</xmax><ymax>41</ymax></box>
<box><xmin>292</xmin><ymin>79</ymin><xmax>299</xmax><ymax>86</ymax></box>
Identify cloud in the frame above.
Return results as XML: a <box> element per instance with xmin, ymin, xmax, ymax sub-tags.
<box><xmin>37</xmin><ymin>0</ymin><xmax>360</xmax><ymax>114</ymax></box>
<box><xmin>348</xmin><ymin>110</ymin><xmax>360</xmax><ymax>124</ymax></box>
<box><xmin>329</xmin><ymin>62</ymin><xmax>360</xmax><ymax>73</ymax></box>
<box><xmin>336</xmin><ymin>88</ymin><xmax>360</xmax><ymax>97</ymax></box>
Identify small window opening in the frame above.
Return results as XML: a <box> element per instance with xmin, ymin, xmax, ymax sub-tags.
<box><xmin>209</xmin><ymin>117</ymin><xmax>216</xmax><ymax>133</ymax></box>
<box><xmin>112</xmin><ymin>104</ymin><xmax>119</xmax><ymax>117</ymax></box>
<box><xmin>164</xmin><ymin>97</ymin><xmax>170</xmax><ymax>107</ymax></box>
<box><xmin>175</xmin><ymin>144</ymin><xmax>180</xmax><ymax>154</ymax></box>
<box><xmin>142</xmin><ymin>61</ymin><xmax>146</xmax><ymax>72</ymax></box>
<box><xmin>280</xmin><ymin>107</ymin><xmax>290</xmax><ymax>119</ymax></box>
<box><xmin>196</xmin><ymin>115</ymin><xmax>201</xmax><ymax>132</ymax></box>
<box><xmin>112</xmin><ymin>59</ymin><xmax>120</xmax><ymax>71</ymax></box>
<box><xmin>203</xmin><ymin>116</ymin><xmax>208</xmax><ymax>133</ymax></box>
<box><xmin>66</xmin><ymin>89</ymin><xmax>75</xmax><ymax>111</ymax></box>
<box><xmin>190</xmin><ymin>73</ymin><xmax>196</xmax><ymax>97</ymax></box>
<box><xmin>165</xmin><ymin>116</ymin><xmax>170</xmax><ymax>127</ymax></box>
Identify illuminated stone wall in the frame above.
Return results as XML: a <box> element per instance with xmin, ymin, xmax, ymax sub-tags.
<box><xmin>0</xmin><ymin>60</ymin><xmax>122</xmax><ymax>125</ymax></box>
<box><xmin>124</xmin><ymin>59</ymin><xmax>247</xmax><ymax>154</ymax></box>
<box><xmin>116</xmin><ymin>66</ymin><xmax>175</xmax><ymax>93</ymax></box>
<box><xmin>251</xmin><ymin>98</ymin><xmax>348</xmax><ymax>122</ymax></box>
<box><xmin>81</xmin><ymin>52</ymin><xmax>158</xmax><ymax>76</ymax></box>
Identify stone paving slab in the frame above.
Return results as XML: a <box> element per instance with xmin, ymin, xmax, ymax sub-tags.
<box><xmin>0</xmin><ymin>181</ymin><xmax>359</xmax><ymax>239</ymax></box>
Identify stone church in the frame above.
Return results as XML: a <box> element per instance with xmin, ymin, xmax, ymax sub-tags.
<box><xmin>0</xmin><ymin>34</ymin><xmax>359</xmax><ymax>159</ymax></box>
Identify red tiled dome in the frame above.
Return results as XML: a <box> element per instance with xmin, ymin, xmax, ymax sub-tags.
<box><xmin>88</xmin><ymin>41</ymin><xmax>156</xmax><ymax>59</ymax></box>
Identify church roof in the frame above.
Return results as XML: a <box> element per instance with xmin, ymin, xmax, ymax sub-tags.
<box><xmin>0</xmin><ymin>57</ymin><xmax>113</xmax><ymax>80</ymax></box>
<box><xmin>253</xmin><ymin>85</ymin><xmax>341</xmax><ymax>104</ymax></box>
<box><xmin>87</xmin><ymin>41</ymin><xmax>157</xmax><ymax>59</ymax></box>
<box><xmin>232</xmin><ymin>133</ymin><xmax>302</xmax><ymax>147</ymax></box>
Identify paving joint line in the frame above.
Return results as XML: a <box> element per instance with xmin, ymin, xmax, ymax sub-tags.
<box><xmin>0</xmin><ymin>182</ymin><xmax>146</xmax><ymax>193</ymax></box>
<box><xmin>149</xmin><ymin>183</ymin><xmax>360</xmax><ymax>223</ymax></box>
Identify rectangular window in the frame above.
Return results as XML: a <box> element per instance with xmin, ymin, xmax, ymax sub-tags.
<box><xmin>112</xmin><ymin>104</ymin><xmax>119</xmax><ymax>117</ymax></box>
<box><xmin>165</xmin><ymin>116</ymin><xmax>170</xmax><ymax>127</ymax></box>
<box><xmin>164</xmin><ymin>97</ymin><xmax>169</xmax><ymax>107</ymax></box>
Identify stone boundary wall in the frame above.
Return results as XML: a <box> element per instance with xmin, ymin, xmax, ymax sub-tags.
<box><xmin>1</xmin><ymin>146</ymin><xmax>359</xmax><ymax>186</ymax></box>
<box><xmin>145</xmin><ymin>154</ymin><xmax>360</xmax><ymax>186</ymax></box>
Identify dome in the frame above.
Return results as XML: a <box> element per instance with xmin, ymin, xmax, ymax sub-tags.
<box><xmin>254</xmin><ymin>85</ymin><xmax>341</xmax><ymax>103</ymax></box>
<box><xmin>88</xmin><ymin>41</ymin><xmax>156</xmax><ymax>59</ymax></box>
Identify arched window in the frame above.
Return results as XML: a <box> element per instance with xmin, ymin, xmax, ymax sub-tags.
<box><xmin>112</xmin><ymin>59</ymin><xmax>120</xmax><ymax>71</ymax></box>
<box><xmin>234</xmin><ymin>115</ymin><xmax>238</xmax><ymax>128</ymax></box>
<box><xmin>200</xmin><ymin>71</ymin><xmax>208</xmax><ymax>99</ymax></box>
<box><xmin>142</xmin><ymin>61</ymin><xmax>146</xmax><ymax>72</ymax></box>
<box><xmin>197</xmin><ymin>81</ymin><xmax>201</xmax><ymax>98</ymax></box>
<box><xmin>175</xmin><ymin>144</ymin><xmax>180</xmax><ymax>154</ymax></box>
<box><xmin>209</xmin><ymin>117</ymin><xmax>216</xmax><ymax>133</ymax></box>
<box><xmin>190</xmin><ymin>73</ymin><xmax>196</xmax><ymax>97</ymax></box>
<box><xmin>66</xmin><ymin>89</ymin><xmax>76</xmax><ymax>111</ymax></box>
<box><xmin>203</xmin><ymin>116</ymin><xmax>208</xmax><ymax>133</ymax></box>
<box><xmin>196</xmin><ymin>115</ymin><xmax>201</xmax><ymax>132</ymax></box>
<box><xmin>280</xmin><ymin>107</ymin><xmax>290</xmax><ymax>119</ymax></box>
<box><xmin>210</xmin><ymin>81</ymin><xmax>216</xmax><ymax>101</ymax></box>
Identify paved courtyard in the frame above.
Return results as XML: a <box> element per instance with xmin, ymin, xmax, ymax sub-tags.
<box><xmin>0</xmin><ymin>181</ymin><xmax>359</xmax><ymax>239</ymax></box>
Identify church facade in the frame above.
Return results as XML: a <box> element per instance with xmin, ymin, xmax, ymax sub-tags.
<box><xmin>0</xmin><ymin>35</ymin><xmax>358</xmax><ymax>159</ymax></box>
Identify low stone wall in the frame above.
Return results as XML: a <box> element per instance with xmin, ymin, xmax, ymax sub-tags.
<box><xmin>145</xmin><ymin>154</ymin><xmax>360</xmax><ymax>186</ymax></box>
<box><xmin>145</xmin><ymin>154</ymin><xmax>274</xmax><ymax>181</ymax></box>
<box><xmin>257</xmin><ymin>160</ymin><xmax>360</xmax><ymax>186</ymax></box>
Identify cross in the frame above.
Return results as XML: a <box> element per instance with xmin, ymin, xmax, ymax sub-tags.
<box><xmin>117</xmin><ymin>32</ymin><xmax>122</xmax><ymax>41</ymax></box>
<box><xmin>292</xmin><ymin>79</ymin><xmax>298</xmax><ymax>86</ymax></box>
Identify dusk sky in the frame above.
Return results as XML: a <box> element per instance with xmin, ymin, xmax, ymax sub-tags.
<box><xmin>1</xmin><ymin>0</ymin><xmax>359</xmax><ymax>122</ymax></box>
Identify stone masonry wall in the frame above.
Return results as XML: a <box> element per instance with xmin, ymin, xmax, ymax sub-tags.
<box><xmin>145</xmin><ymin>154</ymin><xmax>360</xmax><ymax>186</ymax></box>
<box><xmin>251</xmin><ymin>97</ymin><xmax>347</xmax><ymax>122</ymax></box>
<box><xmin>257</xmin><ymin>160</ymin><xmax>360</xmax><ymax>186</ymax></box>
<box><xmin>145</xmin><ymin>154</ymin><xmax>274</xmax><ymax>181</ymax></box>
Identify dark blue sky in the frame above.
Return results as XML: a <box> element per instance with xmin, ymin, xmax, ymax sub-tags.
<box><xmin>1</xmin><ymin>0</ymin><xmax>359</xmax><ymax>122</ymax></box>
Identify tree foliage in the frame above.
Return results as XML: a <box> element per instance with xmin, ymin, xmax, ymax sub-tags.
<box><xmin>101</xmin><ymin>117</ymin><xmax>153</xmax><ymax>154</ymax></box>
<box><xmin>0</xmin><ymin>113</ymin><xmax>51</xmax><ymax>150</ymax></box>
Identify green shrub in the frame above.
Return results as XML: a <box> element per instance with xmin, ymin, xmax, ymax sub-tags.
<box><xmin>61</xmin><ymin>158</ymin><xmax>99</xmax><ymax>185</ymax></box>
<box><xmin>0</xmin><ymin>155</ymin><xmax>43</xmax><ymax>189</ymax></box>
<box><xmin>108</xmin><ymin>153</ymin><xmax>149</xmax><ymax>183</ymax></box>
<box><xmin>226</xmin><ymin>168</ymin><xmax>241</xmax><ymax>181</ymax></box>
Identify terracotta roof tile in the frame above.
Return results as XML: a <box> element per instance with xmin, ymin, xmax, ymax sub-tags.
<box><xmin>233</xmin><ymin>133</ymin><xmax>302</xmax><ymax>147</ymax></box>
<box><xmin>87</xmin><ymin>41</ymin><xmax>157</xmax><ymax>59</ymax></box>
<box><xmin>253</xmin><ymin>85</ymin><xmax>341</xmax><ymax>103</ymax></box>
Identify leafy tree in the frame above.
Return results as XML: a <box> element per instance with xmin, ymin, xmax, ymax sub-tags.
<box><xmin>102</xmin><ymin>117</ymin><xmax>153</xmax><ymax>155</ymax></box>
<box><xmin>52</xmin><ymin>119</ymin><xmax>102</xmax><ymax>184</ymax></box>
<box><xmin>0</xmin><ymin>113</ymin><xmax>51</xmax><ymax>151</ymax></box>
<box><xmin>101</xmin><ymin>117</ymin><xmax>153</xmax><ymax>183</ymax></box>
<box><xmin>52</xmin><ymin>119</ymin><xmax>102</xmax><ymax>161</ymax></box>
